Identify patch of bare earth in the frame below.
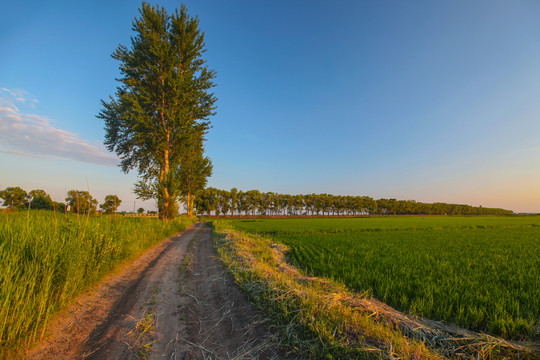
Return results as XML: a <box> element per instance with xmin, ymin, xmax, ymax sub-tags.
<box><xmin>177</xmin><ymin>225</ymin><xmax>293</xmax><ymax>360</ymax></box>
<box><xmin>23</xmin><ymin>223</ymin><xmax>291</xmax><ymax>360</ymax></box>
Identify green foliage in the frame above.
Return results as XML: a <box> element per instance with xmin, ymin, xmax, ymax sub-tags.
<box><xmin>176</xmin><ymin>140</ymin><xmax>213</xmax><ymax>216</ymax></box>
<box><xmin>0</xmin><ymin>211</ymin><xmax>196</xmax><ymax>351</ymax></box>
<box><xmin>66</xmin><ymin>190</ymin><xmax>98</xmax><ymax>214</ymax></box>
<box><xmin>53</xmin><ymin>201</ymin><xmax>66</xmax><ymax>213</ymax></box>
<box><xmin>99</xmin><ymin>2</ymin><xmax>216</xmax><ymax>220</ymax></box>
<box><xmin>195</xmin><ymin>189</ymin><xmax>513</xmax><ymax>216</ymax></box>
<box><xmin>194</xmin><ymin>187</ymin><xmax>219</xmax><ymax>215</ymax></box>
<box><xmin>0</xmin><ymin>188</ymin><xmax>61</xmax><ymax>212</ymax></box>
<box><xmin>29</xmin><ymin>190</ymin><xmax>54</xmax><ymax>211</ymax></box>
<box><xmin>30</xmin><ymin>196</ymin><xmax>53</xmax><ymax>210</ymax></box>
<box><xmin>28</xmin><ymin>190</ymin><xmax>49</xmax><ymax>200</ymax></box>
<box><xmin>0</xmin><ymin>187</ymin><xmax>29</xmax><ymax>210</ymax></box>
<box><xmin>100</xmin><ymin>194</ymin><xmax>122</xmax><ymax>214</ymax></box>
<box><xmin>226</xmin><ymin>216</ymin><xmax>540</xmax><ymax>340</ymax></box>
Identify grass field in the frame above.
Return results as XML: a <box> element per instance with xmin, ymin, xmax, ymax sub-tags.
<box><xmin>0</xmin><ymin>210</ymin><xmax>195</xmax><ymax>350</ymax></box>
<box><xmin>225</xmin><ymin>216</ymin><xmax>540</xmax><ymax>340</ymax></box>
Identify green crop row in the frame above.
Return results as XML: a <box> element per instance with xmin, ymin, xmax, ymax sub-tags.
<box><xmin>225</xmin><ymin>217</ymin><xmax>540</xmax><ymax>340</ymax></box>
<box><xmin>227</xmin><ymin>215</ymin><xmax>540</xmax><ymax>235</ymax></box>
<box><xmin>0</xmin><ymin>210</ymin><xmax>195</xmax><ymax>351</ymax></box>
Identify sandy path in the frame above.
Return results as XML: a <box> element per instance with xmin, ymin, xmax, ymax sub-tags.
<box><xmin>23</xmin><ymin>223</ymin><xmax>291</xmax><ymax>360</ymax></box>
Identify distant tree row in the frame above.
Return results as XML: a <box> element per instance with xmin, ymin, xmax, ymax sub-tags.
<box><xmin>194</xmin><ymin>188</ymin><xmax>513</xmax><ymax>216</ymax></box>
<box><xmin>2</xmin><ymin>186</ymin><xmax>513</xmax><ymax>217</ymax></box>
<box><xmin>0</xmin><ymin>187</ymin><xmax>122</xmax><ymax>215</ymax></box>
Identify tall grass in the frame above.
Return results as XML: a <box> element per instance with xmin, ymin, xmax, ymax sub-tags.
<box><xmin>226</xmin><ymin>216</ymin><xmax>540</xmax><ymax>340</ymax></box>
<box><xmin>0</xmin><ymin>210</ymin><xmax>195</xmax><ymax>350</ymax></box>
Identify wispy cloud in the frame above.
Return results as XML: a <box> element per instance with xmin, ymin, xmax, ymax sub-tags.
<box><xmin>0</xmin><ymin>88</ymin><xmax>38</xmax><ymax>109</ymax></box>
<box><xmin>0</xmin><ymin>88</ymin><xmax>118</xmax><ymax>166</ymax></box>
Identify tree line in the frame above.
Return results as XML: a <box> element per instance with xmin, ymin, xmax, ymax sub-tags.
<box><xmin>0</xmin><ymin>187</ymin><xmax>123</xmax><ymax>214</ymax></box>
<box><xmin>194</xmin><ymin>188</ymin><xmax>513</xmax><ymax>216</ymax></box>
<box><xmin>1</xmin><ymin>186</ymin><xmax>513</xmax><ymax>216</ymax></box>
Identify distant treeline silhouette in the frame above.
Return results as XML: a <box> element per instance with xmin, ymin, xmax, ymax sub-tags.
<box><xmin>194</xmin><ymin>188</ymin><xmax>513</xmax><ymax>216</ymax></box>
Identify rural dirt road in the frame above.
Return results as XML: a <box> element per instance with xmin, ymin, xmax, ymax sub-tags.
<box><xmin>24</xmin><ymin>223</ymin><xmax>291</xmax><ymax>360</ymax></box>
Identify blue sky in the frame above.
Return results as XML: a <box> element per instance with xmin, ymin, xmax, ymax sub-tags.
<box><xmin>1</xmin><ymin>0</ymin><xmax>540</xmax><ymax>212</ymax></box>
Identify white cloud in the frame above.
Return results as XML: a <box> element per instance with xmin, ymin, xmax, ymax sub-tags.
<box><xmin>0</xmin><ymin>88</ymin><xmax>118</xmax><ymax>167</ymax></box>
<box><xmin>0</xmin><ymin>88</ymin><xmax>37</xmax><ymax>109</ymax></box>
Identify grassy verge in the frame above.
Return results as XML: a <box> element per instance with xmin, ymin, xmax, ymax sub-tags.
<box><xmin>0</xmin><ymin>210</ymin><xmax>196</xmax><ymax>354</ymax></box>
<box><xmin>227</xmin><ymin>217</ymin><xmax>540</xmax><ymax>340</ymax></box>
<box><xmin>212</xmin><ymin>220</ymin><xmax>537</xmax><ymax>359</ymax></box>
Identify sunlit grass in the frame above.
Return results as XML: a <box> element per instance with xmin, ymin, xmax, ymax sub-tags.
<box><xmin>213</xmin><ymin>221</ymin><xmax>443</xmax><ymax>359</ymax></box>
<box><xmin>227</xmin><ymin>215</ymin><xmax>540</xmax><ymax>235</ymax></box>
<box><xmin>225</xmin><ymin>216</ymin><xmax>540</xmax><ymax>340</ymax></box>
<box><xmin>0</xmin><ymin>210</ymin><xmax>195</xmax><ymax>350</ymax></box>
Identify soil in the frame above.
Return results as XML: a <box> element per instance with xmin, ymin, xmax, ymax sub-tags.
<box><xmin>23</xmin><ymin>223</ymin><xmax>293</xmax><ymax>360</ymax></box>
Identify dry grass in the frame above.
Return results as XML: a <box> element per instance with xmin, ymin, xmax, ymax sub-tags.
<box><xmin>124</xmin><ymin>311</ymin><xmax>156</xmax><ymax>360</ymax></box>
<box><xmin>212</xmin><ymin>221</ymin><xmax>538</xmax><ymax>359</ymax></box>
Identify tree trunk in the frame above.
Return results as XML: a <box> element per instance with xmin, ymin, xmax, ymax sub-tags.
<box><xmin>186</xmin><ymin>193</ymin><xmax>194</xmax><ymax>217</ymax></box>
<box><xmin>159</xmin><ymin>143</ymin><xmax>172</xmax><ymax>220</ymax></box>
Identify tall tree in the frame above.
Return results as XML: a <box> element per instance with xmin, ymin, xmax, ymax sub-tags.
<box><xmin>229</xmin><ymin>188</ymin><xmax>239</xmax><ymax>216</ymax></box>
<box><xmin>194</xmin><ymin>187</ymin><xmax>218</xmax><ymax>215</ymax></box>
<box><xmin>29</xmin><ymin>189</ymin><xmax>49</xmax><ymax>200</ymax></box>
<box><xmin>0</xmin><ymin>187</ymin><xmax>29</xmax><ymax>210</ymax></box>
<box><xmin>29</xmin><ymin>189</ymin><xmax>53</xmax><ymax>210</ymax></box>
<box><xmin>217</xmin><ymin>189</ymin><xmax>231</xmax><ymax>216</ymax></box>
<box><xmin>100</xmin><ymin>195</ymin><xmax>122</xmax><ymax>214</ymax></box>
<box><xmin>236</xmin><ymin>190</ymin><xmax>247</xmax><ymax>215</ymax></box>
<box><xmin>244</xmin><ymin>190</ymin><xmax>261</xmax><ymax>215</ymax></box>
<box><xmin>66</xmin><ymin>190</ymin><xmax>98</xmax><ymax>214</ymax></box>
<box><xmin>99</xmin><ymin>2</ymin><xmax>217</xmax><ymax>220</ymax></box>
<box><xmin>176</xmin><ymin>133</ymin><xmax>213</xmax><ymax>216</ymax></box>
<box><xmin>53</xmin><ymin>201</ymin><xmax>66</xmax><ymax>213</ymax></box>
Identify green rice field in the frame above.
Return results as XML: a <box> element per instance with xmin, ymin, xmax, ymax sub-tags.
<box><xmin>225</xmin><ymin>216</ymin><xmax>540</xmax><ymax>340</ymax></box>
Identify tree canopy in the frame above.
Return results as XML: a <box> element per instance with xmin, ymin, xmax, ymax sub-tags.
<box><xmin>99</xmin><ymin>2</ymin><xmax>216</xmax><ymax>220</ymax></box>
<box><xmin>175</xmin><ymin>134</ymin><xmax>213</xmax><ymax>216</ymax></box>
<box><xmin>29</xmin><ymin>189</ymin><xmax>54</xmax><ymax>210</ymax></box>
<box><xmin>0</xmin><ymin>187</ymin><xmax>65</xmax><ymax>212</ymax></box>
<box><xmin>194</xmin><ymin>188</ymin><xmax>514</xmax><ymax>216</ymax></box>
<box><xmin>100</xmin><ymin>195</ymin><xmax>122</xmax><ymax>214</ymax></box>
<box><xmin>0</xmin><ymin>187</ymin><xmax>30</xmax><ymax>209</ymax></box>
<box><xmin>66</xmin><ymin>190</ymin><xmax>98</xmax><ymax>214</ymax></box>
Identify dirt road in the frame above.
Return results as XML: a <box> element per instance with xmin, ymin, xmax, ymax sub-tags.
<box><xmin>24</xmin><ymin>223</ymin><xmax>290</xmax><ymax>360</ymax></box>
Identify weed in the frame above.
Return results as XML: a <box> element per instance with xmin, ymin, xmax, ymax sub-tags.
<box><xmin>125</xmin><ymin>311</ymin><xmax>156</xmax><ymax>360</ymax></box>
